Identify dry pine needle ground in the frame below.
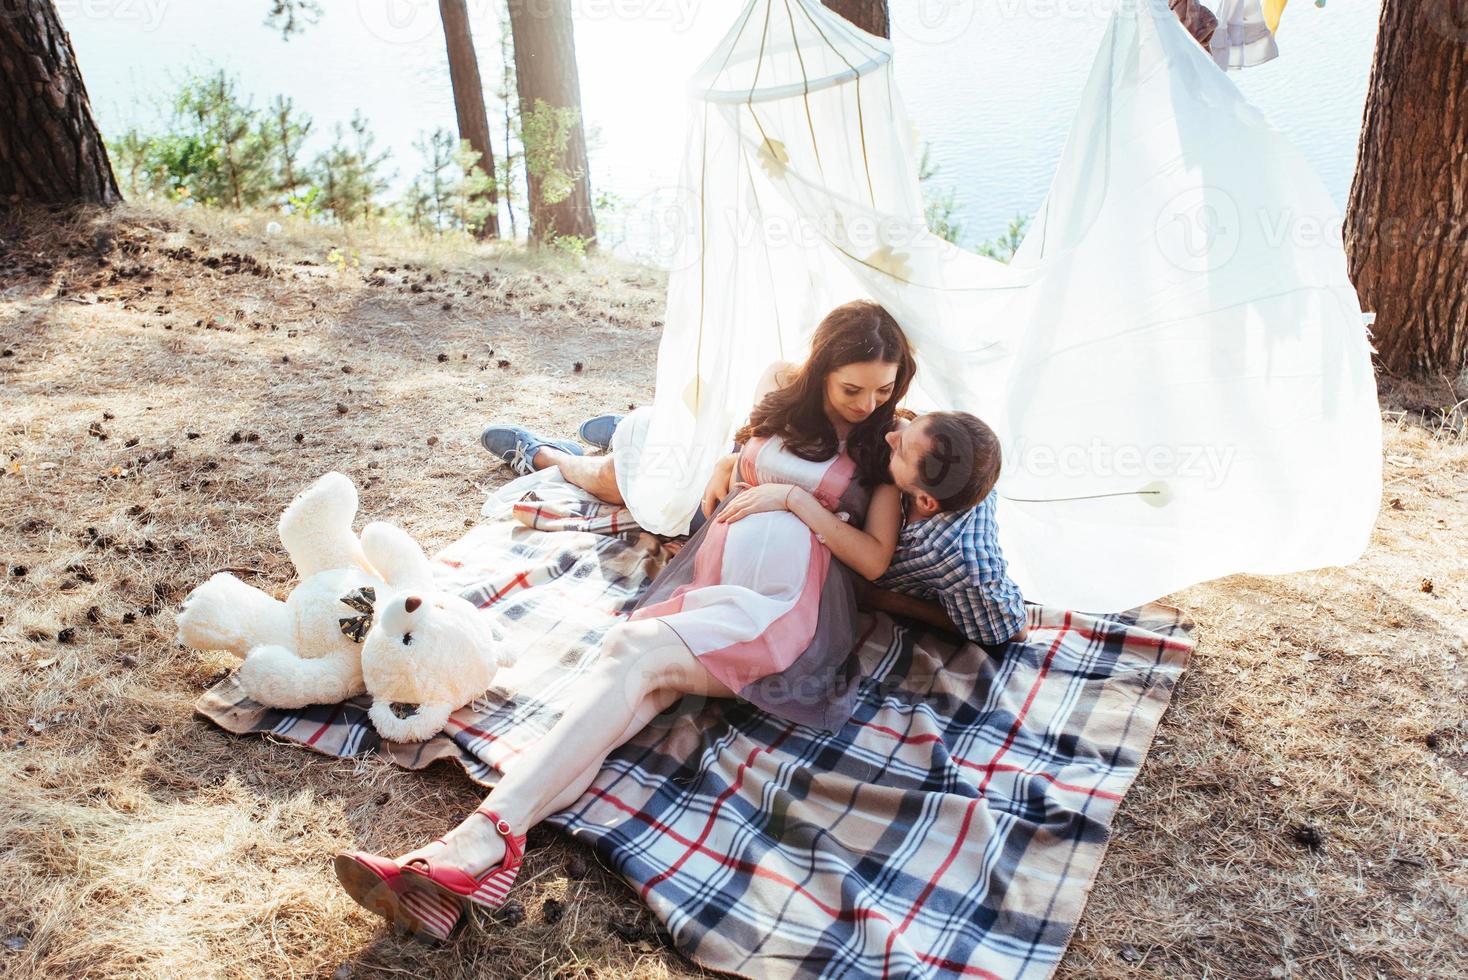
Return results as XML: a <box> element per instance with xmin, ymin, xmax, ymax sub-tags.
<box><xmin>1</xmin><ymin>204</ymin><xmax>1464</xmax><ymax>979</ymax></box>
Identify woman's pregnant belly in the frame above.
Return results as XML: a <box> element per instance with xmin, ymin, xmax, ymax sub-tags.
<box><xmin>713</xmin><ymin>509</ymin><xmax>814</xmax><ymax>598</ymax></box>
<box><xmin>670</xmin><ymin>508</ymin><xmax>827</xmax><ymax>664</ymax></box>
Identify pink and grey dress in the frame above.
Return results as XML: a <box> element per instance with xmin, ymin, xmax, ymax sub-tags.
<box><xmin>627</xmin><ymin>433</ymin><xmax>872</xmax><ymax>732</ymax></box>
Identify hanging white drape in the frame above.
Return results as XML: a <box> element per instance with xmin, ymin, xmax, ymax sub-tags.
<box><xmin>619</xmin><ymin>0</ymin><xmax>1380</xmax><ymax>612</ymax></box>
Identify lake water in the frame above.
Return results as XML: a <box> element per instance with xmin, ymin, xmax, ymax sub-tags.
<box><xmin>66</xmin><ymin>0</ymin><xmax>1382</xmax><ymax>261</ymax></box>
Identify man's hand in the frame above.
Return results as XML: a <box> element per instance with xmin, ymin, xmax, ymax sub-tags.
<box><xmin>859</xmin><ymin>585</ymin><xmax>960</xmax><ymax>637</ymax></box>
<box><xmin>859</xmin><ymin>585</ymin><xmax>1026</xmax><ymax>649</ymax></box>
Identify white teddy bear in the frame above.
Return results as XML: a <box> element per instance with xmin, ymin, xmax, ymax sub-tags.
<box><xmin>359</xmin><ymin>584</ymin><xmax>514</xmax><ymax>743</ymax></box>
<box><xmin>176</xmin><ymin>471</ymin><xmax>512</xmax><ymax>742</ymax></box>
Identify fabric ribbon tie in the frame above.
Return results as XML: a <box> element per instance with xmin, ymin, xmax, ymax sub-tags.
<box><xmin>338</xmin><ymin>586</ymin><xmax>377</xmax><ymax>643</ymax></box>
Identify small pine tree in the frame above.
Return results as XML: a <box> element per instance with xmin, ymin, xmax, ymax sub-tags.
<box><xmin>108</xmin><ymin>129</ymin><xmax>153</xmax><ymax>198</ymax></box>
<box><xmin>976</xmin><ymin>215</ymin><xmax>1029</xmax><ymax>263</ymax></box>
<box><xmin>264</xmin><ymin>0</ymin><xmax>321</xmax><ymax>38</ymax></box>
<box><xmin>106</xmin><ymin>69</ymin><xmax>303</xmax><ymax>211</ymax></box>
<box><xmin>411</xmin><ymin>128</ymin><xmax>456</xmax><ymax>232</ymax></box>
<box><xmin>261</xmin><ymin>94</ymin><xmax>312</xmax><ymax>203</ymax></box>
<box><xmin>405</xmin><ymin>129</ymin><xmax>497</xmax><ymax>235</ymax></box>
<box><xmin>451</xmin><ymin>140</ymin><xmax>496</xmax><ymax>234</ymax></box>
<box><xmin>401</xmin><ymin>178</ymin><xmax>432</xmax><ymax>230</ymax></box>
<box><xmin>918</xmin><ymin>143</ymin><xmax>963</xmax><ymax>247</ymax></box>
<box><xmin>312</xmin><ymin>111</ymin><xmax>392</xmax><ymax>224</ymax></box>
<box><xmin>174</xmin><ymin>70</ymin><xmax>273</xmax><ymax>209</ymax></box>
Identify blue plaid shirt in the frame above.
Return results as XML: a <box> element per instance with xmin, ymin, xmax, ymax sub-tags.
<box><xmin>875</xmin><ymin>490</ymin><xmax>1026</xmax><ymax>645</ymax></box>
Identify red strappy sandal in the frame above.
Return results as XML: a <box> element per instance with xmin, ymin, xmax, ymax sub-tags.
<box><xmin>397</xmin><ymin>805</ymin><xmax>528</xmax><ymax>912</ymax></box>
<box><xmin>333</xmin><ymin>838</ymin><xmax>466</xmax><ymax>942</ymax></box>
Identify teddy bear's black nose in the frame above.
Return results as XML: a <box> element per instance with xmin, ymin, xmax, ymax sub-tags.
<box><xmin>404</xmin><ymin>596</ymin><xmax>422</xmax><ymax>613</ymax></box>
<box><xmin>389</xmin><ymin>702</ymin><xmax>419</xmax><ymax>719</ymax></box>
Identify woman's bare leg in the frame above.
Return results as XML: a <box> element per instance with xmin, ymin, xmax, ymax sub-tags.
<box><xmin>392</xmin><ymin>685</ymin><xmax>674</xmax><ymax>871</ymax></box>
<box><xmin>526</xmin><ymin>685</ymin><xmax>681</xmax><ymax>825</ymax></box>
<box><xmin>394</xmin><ymin>620</ymin><xmax>730</xmax><ymax>875</ymax></box>
<box><xmin>536</xmin><ymin>447</ymin><xmax>624</xmax><ymax>505</ymax></box>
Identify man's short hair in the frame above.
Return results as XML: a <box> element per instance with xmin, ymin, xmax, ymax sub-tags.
<box><xmin>914</xmin><ymin>412</ymin><xmax>1002</xmax><ymax>513</ymax></box>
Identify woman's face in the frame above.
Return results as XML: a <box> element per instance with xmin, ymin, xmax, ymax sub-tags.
<box><xmin>823</xmin><ymin>359</ymin><xmax>899</xmax><ymax>426</ymax></box>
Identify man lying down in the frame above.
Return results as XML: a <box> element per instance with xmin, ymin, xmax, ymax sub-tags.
<box><xmin>480</xmin><ymin>403</ymin><xmax>1028</xmax><ymax>651</ymax></box>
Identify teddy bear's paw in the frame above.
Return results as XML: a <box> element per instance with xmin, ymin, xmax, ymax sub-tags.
<box><xmin>368</xmin><ymin>699</ymin><xmax>453</xmax><ymax>744</ymax></box>
<box><xmin>279</xmin><ymin>472</ymin><xmax>366</xmax><ymax>579</ymax></box>
<box><xmin>239</xmin><ymin>645</ymin><xmax>364</xmax><ymax>709</ymax></box>
<box><xmin>282</xmin><ymin>471</ymin><xmax>357</xmax><ymax>522</ymax></box>
<box><xmin>176</xmin><ymin>573</ymin><xmax>285</xmax><ymax>657</ymax></box>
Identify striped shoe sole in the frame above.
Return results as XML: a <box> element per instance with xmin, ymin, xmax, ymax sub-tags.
<box><xmin>400</xmin><ymin>888</ymin><xmax>466</xmax><ymax>941</ymax></box>
<box><xmin>399</xmin><ymin>854</ymin><xmax>524</xmax><ymax>913</ymax></box>
<box><xmin>466</xmin><ymin>866</ymin><xmax>519</xmax><ymax>909</ymax></box>
<box><xmin>333</xmin><ymin>852</ymin><xmax>464</xmax><ymax>942</ymax></box>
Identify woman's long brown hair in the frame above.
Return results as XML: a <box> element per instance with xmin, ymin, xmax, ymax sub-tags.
<box><xmin>734</xmin><ymin>300</ymin><xmax>916</xmax><ymax>487</ymax></box>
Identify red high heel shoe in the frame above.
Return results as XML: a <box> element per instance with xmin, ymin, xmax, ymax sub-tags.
<box><xmin>398</xmin><ymin>805</ymin><xmax>528</xmax><ymax>911</ymax></box>
<box><xmin>334</xmin><ymin>838</ymin><xmax>465</xmax><ymax>942</ymax></box>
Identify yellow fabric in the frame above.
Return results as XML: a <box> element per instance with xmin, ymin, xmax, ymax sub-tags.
<box><xmin>1264</xmin><ymin>0</ymin><xmax>1288</xmax><ymax>32</ymax></box>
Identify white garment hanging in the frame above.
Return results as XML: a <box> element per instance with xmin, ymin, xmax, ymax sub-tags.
<box><xmin>1210</xmin><ymin>0</ymin><xmax>1282</xmax><ymax>69</ymax></box>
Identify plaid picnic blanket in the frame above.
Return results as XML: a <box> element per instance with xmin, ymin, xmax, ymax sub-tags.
<box><xmin>195</xmin><ymin>471</ymin><xmax>1194</xmax><ymax>980</ymax></box>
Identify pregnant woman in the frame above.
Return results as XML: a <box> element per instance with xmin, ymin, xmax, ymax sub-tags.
<box><xmin>335</xmin><ymin>300</ymin><xmax>913</xmax><ymax>937</ymax></box>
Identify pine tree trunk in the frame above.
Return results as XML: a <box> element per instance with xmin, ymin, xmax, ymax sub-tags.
<box><xmin>438</xmin><ymin>0</ymin><xmax>498</xmax><ymax>238</ymax></box>
<box><xmin>1345</xmin><ymin>0</ymin><xmax>1468</xmax><ymax>376</ymax></box>
<box><xmin>0</xmin><ymin>0</ymin><xmax>120</xmax><ymax>206</ymax></box>
<box><xmin>506</xmin><ymin>0</ymin><xmax>594</xmax><ymax>247</ymax></box>
<box><xmin>823</xmin><ymin>0</ymin><xmax>889</xmax><ymax>38</ymax></box>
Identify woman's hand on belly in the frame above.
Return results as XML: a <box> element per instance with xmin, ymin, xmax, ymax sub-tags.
<box><xmin>714</xmin><ymin>483</ymin><xmax>796</xmax><ymax>525</ymax></box>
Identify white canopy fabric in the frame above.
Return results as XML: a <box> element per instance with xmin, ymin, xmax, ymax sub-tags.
<box><xmin>619</xmin><ymin>0</ymin><xmax>1381</xmax><ymax>612</ymax></box>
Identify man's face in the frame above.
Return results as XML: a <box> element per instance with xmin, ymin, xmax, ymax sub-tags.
<box><xmin>885</xmin><ymin>417</ymin><xmax>940</xmax><ymax>515</ymax></box>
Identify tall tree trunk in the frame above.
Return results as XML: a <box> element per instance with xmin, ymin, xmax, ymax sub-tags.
<box><xmin>499</xmin><ymin>16</ymin><xmax>518</xmax><ymax>239</ymax></box>
<box><xmin>0</xmin><ymin>0</ymin><xmax>120</xmax><ymax>207</ymax></box>
<box><xmin>1345</xmin><ymin>0</ymin><xmax>1468</xmax><ymax>376</ymax></box>
<box><xmin>438</xmin><ymin>0</ymin><xmax>499</xmax><ymax>238</ymax></box>
<box><xmin>823</xmin><ymin>0</ymin><xmax>889</xmax><ymax>38</ymax></box>
<box><xmin>506</xmin><ymin>0</ymin><xmax>594</xmax><ymax>247</ymax></box>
